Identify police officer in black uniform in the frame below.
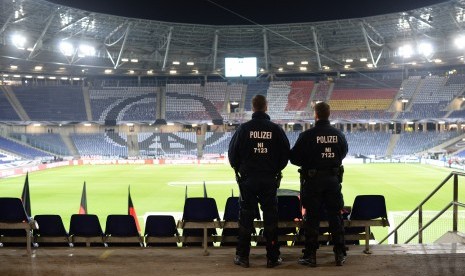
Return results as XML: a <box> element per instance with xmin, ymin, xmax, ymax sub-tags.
<box><xmin>228</xmin><ymin>94</ymin><xmax>290</xmax><ymax>268</ymax></box>
<box><xmin>290</xmin><ymin>101</ymin><xmax>348</xmax><ymax>267</ymax></box>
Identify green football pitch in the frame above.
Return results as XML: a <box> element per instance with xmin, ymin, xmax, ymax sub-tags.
<box><xmin>1</xmin><ymin>162</ymin><xmax>464</xmax><ymax>242</ymax></box>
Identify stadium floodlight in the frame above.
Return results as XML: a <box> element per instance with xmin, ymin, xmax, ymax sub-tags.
<box><xmin>167</xmin><ymin>122</ymin><xmax>174</xmax><ymax>126</ymax></box>
<box><xmin>128</xmin><ymin>70</ymin><xmax>134</xmax><ymax>74</ymax></box>
<box><xmin>73</xmin><ymin>77</ymin><xmax>80</xmax><ymax>81</ymax></box>
<box><xmin>169</xmin><ymin>70</ymin><xmax>177</xmax><ymax>74</ymax></box>
<box><xmin>34</xmin><ymin>66</ymin><xmax>43</xmax><ymax>71</ymax></box>
<box><xmin>25</xmin><ymin>75</ymin><xmax>32</xmax><ymax>79</ymax></box>
<box><xmin>126</xmin><ymin>123</ymin><xmax>134</xmax><ymax>126</ymax></box>
<box><xmin>231</xmin><ymin>101</ymin><xmax>239</xmax><ymax>105</ymax></box>
<box><xmin>172</xmin><ymin>61</ymin><xmax>180</xmax><ymax>65</ymax></box>
<box><xmin>301</xmin><ymin>61</ymin><xmax>308</xmax><ymax>65</ymax></box>
<box><xmin>360</xmin><ymin>58</ymin><xmax>368</xmax><ymax>62</ymax></box>
<box><xmin>130</xmin><ymin>58</ymin><xmax>138</xmax><ymax>63</ymax></box>
<box><xmin>13</xmin><ymin>74</ymin><xmax>21</xmax><ymax>78</ymax></box>
<box><xmin>455</xmin><ymin>35</ymin><xmax>465</xmax><ymax>49</ymax></box>
<box><xmin>187</xmin><ymin>61</ymin><xmax>194</xmax><ymax>66</ymax></box>
<box><xmin>147</xmin><ymin>70</ymin><xmax>154</xmax><ymax>75</ymax></box>
<box><xmin>11</xmin><ymin>34</ymin><xmax>26</xmax><ymax>49</ymax></box>
<box><xmin>78</xmin><ymin>44</ymin><xmax>95</xmax><ymax>57</ymax></box>
<box><xmin>49</xmin><ymin>76</ymin><xmax>56</xmax><ymax>79</ymax></box>
<box><xmin>344</xmin><ymin>65</ymin><xmax>350</xmax><ymax>69</ymax></box>
<box><xmin>286</xmin><ymin>61</ymin><xmax>294</xmax><ymax>65</ymax></box>
<box><xmin>401</xmin><ymin>99</ymin><xmax>409</xmax><ymax>103</ymax></box>
<box><xmin>83</xmin><ymin>123</ymin><xmax>92</xmax><ymax>126</ymax></box>
<box><xmin>299</xmin><ymin>66</ymin><xmax>307</xmax><ymax>71</ymax></box>
<box><xmin>368</xmin><ymin>121</ymin><xmax>376</xmax><ymax>125</ymax></box>
<box><xmin>438</xmin><ymin>121</ymin><xmax>445</xmax><ymax>125</ymax></box>
<box><xmin>59</xmin><ymin>41</ymin><xmax>74</xmax><ymax>56</ymax></box>
<box><xmin>434</xmin><ymin>59</ymin><xmax>442</xmax><ymax>63</ymax></box>
<box><xmin>345</xmin><ymin>59</ymin><xmax>353</xmax><ymax>63</ymax></box>
<box><xmin>121</xmin><ymin>58</ymin><xmax>129</xmax><ymax>62</ymax></box>
<box><xmin>33</xmin><ymin>123</ymin><xmax>41</xmax><ymax>127</ymax></box>
<box><xmin>418</xmin><ymin>42</ymin><xmax>433</xmax><ymax>57</ymax></box>
<box><xmin>207</xmin><ymin>122</ymin><xmax>214</xmax><ymax>126</ymax></box>
<box><xmin>192</xmin><ymin>124</ymin><xmax>198</xmax><ymax>127</ymax></box>
<box><xmin>288</xmin><ymin>122</ymin><xmax>295</xmax><ymax>125</ymax></box>
<box><xmin>278</xmin><ymin>67</ymin><xmax>283</xmax><ymax>71</ymax></box>
<box><xmin>2</xmin><ymin>74</ymin><xmax>8</xmax><ymax>77</ymax></box>
<box><xmin>399</xmin><ymin>44</ymin><xmax>413</xmax><ymax>58</ymax></box>
<box><xmin>104</xmin><ymin>69</ymin><xmax>112</xmax><ymax>74</ymax></box>
<box><xmin>60</xmin><ymin>77</ymin><xmax>68</xmax><ymax>80</ymax></box>
<box><xmin>10</xmin><ymin>65</ymin><xmax>18</xmax><ymax>69</ymax></box>
<box><xmin>37</xmin><ymin>76</ymin><xmax>44</xmax><ymax>79</ymax></box>
<box><xmin>367</xmin><ymin>64</ymin><xmax>374</xmax><ymax>68</ymax></box>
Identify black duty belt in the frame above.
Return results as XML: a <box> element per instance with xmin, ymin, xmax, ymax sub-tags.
<box><xmin>305</xmin><ymin>168</ymin><xmax>339</xmax><ymax>177</ymax></box>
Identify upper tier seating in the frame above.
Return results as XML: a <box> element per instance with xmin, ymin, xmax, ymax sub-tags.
<box><xmin>12</xmin><ymin>86</ymin><xmax>87</xmax><ymax>121</ymax></box>
<box><xmin>0</xmin><ymin>89</ymin><xmax>20</xmax><ymax>120</ymax></box>
<box><xmin>89</xmin><ymin>87</ymin><xmax>157</xmax><ymax>121</ymax></box>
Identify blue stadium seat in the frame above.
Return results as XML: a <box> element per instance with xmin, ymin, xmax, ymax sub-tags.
<box><xmin>104</xmin><ymin>214</ymin><xmax>143</xmax><ymax>247</ymax></box>
<box><xmin>69</xmin><ymin>214</ymin><xmax>106</xmax><ymax>247</ymax></box>
<box><xmin>181</xmin><ymin>197</ymin><xmax>220</xmax><ymax>246</ymax></box>
<box><xmin>0</xmin><ymin>198</ymin><xmax>36</xmax><ymax>251</ymax></box>
<box><xmin>144</xmin><ymin>215</ymin><xmax>179</xmax><ymax>247</ymax></box>
<box><xmin>34</xmin><ymin>214</ymin><xmax>72</xmax><ymax>247</ymax></box>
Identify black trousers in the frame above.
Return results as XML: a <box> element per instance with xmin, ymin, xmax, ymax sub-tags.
<box><xmin>301</xmin><ymin>175</ymin><xmax>345</xmax><ymax>254</ymax></box>
<box><xmin>236</xmin><ymin>175</ymin><xmax>280</xmax><ymax>261</ymax></box>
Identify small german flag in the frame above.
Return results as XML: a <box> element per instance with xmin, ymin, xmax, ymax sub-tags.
<box><xmin>128</xmin><ymin>185</ymin><xmax>141</xmax><ymax>233</ymax></box>
<box><xmin>79</xmin><ymin>182</ymin><xmax>87</xmax><ymax>214</ymax></box>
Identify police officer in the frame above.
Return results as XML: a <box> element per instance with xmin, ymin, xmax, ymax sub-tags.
<box><xmin>228</xmin><ymin>94</ymin><xmax>290</xmax><ymax>268</ymax></box>
<box><xmin>290</xmin><ymin>101</ymin><xmax>348</xmax><ymax>267</ymax></box>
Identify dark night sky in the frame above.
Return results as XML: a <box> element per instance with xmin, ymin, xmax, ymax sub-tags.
<box><xmin>47</xmin><ymin>0</ymin><xmax>448</xmax><ymax>25</ymax></box>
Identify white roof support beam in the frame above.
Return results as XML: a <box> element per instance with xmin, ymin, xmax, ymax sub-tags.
<box><xmin>28</xmin><ymin>12</ymin><xmax>56</xmax><ymax>60</ymax></box>
<box><xmin>212</xmin><ymin>30</ymin><xmax>219</xmax><ymax>73</ymax></box>
<box><xmin>263</xmin><ymin>29</ymin><xmax>269</xmax><ymax>72</ymax></box>
<box><xmin>312</xmin><ymin>27</ymin><xmax>322</xmax><ymax>71</ymax></box>
<box><xmin>114</xmin><ymin>23</ymin><xmax>132</xmax><ymax>69</ymax></box>
<box><xmin>162</xmin><ymin>27</ymin><xmax>173</xmax><ymax>72</ymax></box>
<box><xmin>0</xmin><ymin>12</ymin><xmax>15</xmax><ymax>39</ymax></box>
<box><xmin>361</xmin><ymin>23</ymin><xmax>377</xmax><ymax>68</ymax></box>
<box><xmin>57</xmin><ymin>13</ymin><xmax>90</xmax><ymax>33</ymax></box>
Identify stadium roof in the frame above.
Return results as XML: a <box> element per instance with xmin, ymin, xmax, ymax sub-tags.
<box><xmin>1</xmin><ymin>0</ymin><xmax>465</xmax><ymax>79</ymax></box>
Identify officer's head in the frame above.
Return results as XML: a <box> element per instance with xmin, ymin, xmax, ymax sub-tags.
<box><xmin>314</xmin><ymin>102</ymin><xmax>330</xmax><ymax>121</ymax></box>
<box><xmin>252</xmin><ymin>94</ymin><xmax>268</xmax><ymax>112</ymax></box>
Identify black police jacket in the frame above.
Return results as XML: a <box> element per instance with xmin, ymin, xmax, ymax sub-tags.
<box><xmin>228</xmin><ymin>111</ymin><xmax>290</xmax><ymax>176</ymax></box>
<box><xmin>290</xmin><ymin>119</ymin><xmax>348</xmax><ymax>170</ymax></box>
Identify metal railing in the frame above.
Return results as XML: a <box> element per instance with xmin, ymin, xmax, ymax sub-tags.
<box><xmin>379</xmin><ymin>171</ymin><xmax>465</xmax><ymax>245</ymax></box>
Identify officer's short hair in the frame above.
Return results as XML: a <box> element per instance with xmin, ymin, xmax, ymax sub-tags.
<box><xmin>252</xmin><ymin>94</ymin><xmax>267</xmax><ymax>112</ymax></box>
<box><xmin>314</xmin><ymin>102</ymin><xmax>330</xmax><ymax>120</ymax></box>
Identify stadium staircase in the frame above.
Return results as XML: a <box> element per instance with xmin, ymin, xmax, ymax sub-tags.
<box><xmin>126</xmin><ymin>134</ymin><xmax>139</xmax><ymax>157</ymax></box>
<box><xmin>379</xmin><ymin>171</ymin><xmax>465</xmax><ymax>245</ymax></box>
<box><xmin>385</xmin><ymin>134</ymin><xmax>400</xmax><ymax>156</ymax></box>
<box><xmin>82</xmin><ymin>87</ymin><xmax>93</xmax><ymax>121</ymax></box>
<box><xmin>0</xmin><ymin>86</ymin><xmax>30</xmax><ymax>121</ymax></box>
<box><xmin>60</xmin><ymin>133</ymin><xmax>79</xmax><ymax>158</ymax></box>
